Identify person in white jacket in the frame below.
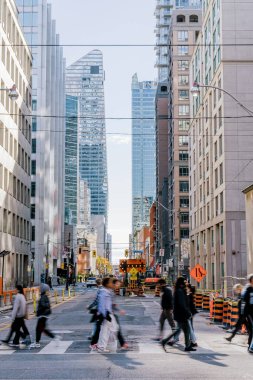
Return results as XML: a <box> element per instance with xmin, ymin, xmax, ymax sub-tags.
<box><xmin>1</xmin><ymin>285</ymin><xmax>30</xmax><ymax>347</ymax></box>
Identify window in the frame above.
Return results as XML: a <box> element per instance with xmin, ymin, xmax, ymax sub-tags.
<box><xmin>219</xmin><ymin>134</ymin><xmax>223</xmax><ymax>156</ymax></box>
<box><xmin>180</xmin><ymin>197</ymin><xmax>189</xmax><ymax>208</ymax></box>
<box><xmin>211</xmin><ymin>229</ymin><xmax>214</xmax><ymax>247</ymax></box>
<box><xmin>180</xmin><ymin>229</ymin><xmax>189</xmax><ymax>238</ymax></box>
<box><xmin>190</xmin><ymin>15</ymin><xmax>199</xmax><ymax>23</ymax></box>
<box><xmin>180</xmin><ymin>181</ymin><xmax>189</xmax><ymax>192</ymax></box>
<box><xmin>179</xmin><ymin>105</ymin><xmax>189</xmax><ymax>115</ymax></box>
<box><xmin>179</xmin><ymin>151</ymin><xmax>188</xmax><ymax>161</ymax></box>
<box><xmin>215</xmin><ymin>168</ymin><xmax>218</xmax><ymax>188</ymax></box>
<box><xmin>179</xmin><ymin>166</ymin><xmax>189</xmax><ymax>176</ymax></box>
<box><xmin>178</xmin><ymin>46</ymin><xmax>189</xmax><ymax>56</ymax></box>
<box><xmin>218</xmin><ymin>106</ymin><xmax>222</xmax><ymax>128</ymax></box>
<box><xmin>31</xmin><ymin>160</ymin><xmax>36</xmax><ymax>175</ymax></box>
<box><xmin>32</xmin><ymin>100</ymin><xmax>37</xmax><ymax>111</ymax></box>
<box><xmin>3</xmin><ymin>209</ymin><xmax>7</xmax><ymax>233</ymax></box>
<box><xmin>220</xmin><ymin>192</ymin><xmax>224</xmax><ymax>213</ymax></box>
<box><xmin>178</xmin><ymin>90</ymin><xmax>189</xmax><ymax>100</ymax></box>
<box><xmin>178</xmin><ymin>60</ymin><xmax>189</xmax><ymax>71</ymax></box>
<box><xmin>220</xmin><ymin>224</ymin><xmax>224</xmax><ymax>245</ymax></box>
<box><xmin>180</xmin><ymin>213</ymin><xmax>189</xmax><ymax>224</ymax></box>
<box><xmin>179</xmin><ymin>135</ymin><xmax>188</xmax><ymax>146</ymax></box>
<box><xmin>31</xmin><ymin>204</ymin><xmax>35</xmax><ymax>219</ymax></box>
<box><xmin>32</xmin><ymin>117</ymin><xmax>37</xmax><ymax>132</ymax></box>
<box><xmin>31</xmin><ymin>182</ymin><xmax>36</xmax><ymax>197</ymax></box>
<box><xmin>177</xmin><ymin>15</ymin><xmax>185</xmax><ymax>23</ymax></box>
<box><xmin>215</xmin><ymin>196</ymin><xmax>219</xmax><ymax>216</ymax></box>
<box><xmin>220</xmin><ymin>163</ymin><xmax>223</xmax><ymax>184</ymax></box>
<box><xmin>31</xmin><ymin>226</ymin><xmax>35</xmax><ymax>242</ymax></box>
<box><xmin>214</xmin><ymin>141</ymin><xmax>218</xmax><ymax>161</ymax></box>
<box><xmin>178</xmin><ymin>75</ymin><xmax>189</xmax><ymax>86</ymax></box>
<box><xmin>90</xmin><ymin>66</ymin><xmax>99</xmax><ymax>74</ymax></box>
<box><xmin>178</xmin><ymin>31</ymin><xmax>188</xmax><ymax>41</ymax></box>
<box><xmin>32</xmin><ymin>139</ymin><xmax>36</xmax><ymax>153</ymax></box>
<box><xmin>178</xmin><ymin>120</ymin><xmax>190</xmax><ymax>131</ymax></box>
<box><xmin>214</xmin><ymin>114</ymin><xmax>217</xmax><ymax>135</ymax></box>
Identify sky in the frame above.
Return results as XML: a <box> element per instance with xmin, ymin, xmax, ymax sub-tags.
<box><xmin>50</xmin><ymin>0</ymin><xmax>156</xmax><ymax>264</ymax></box>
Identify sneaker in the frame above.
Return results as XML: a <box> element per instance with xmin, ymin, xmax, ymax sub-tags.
<box><xmin>191</xmin><ymin>343</ymin><xmax>198</xmax><ymax>347</ymax></box>
<box><xmin>1</xmin><ymin>340</ymin><xmax>9</xmax><ymax>346</ymax></box>
<box><xmin>29</xmin><ymin>343</ymin><xmax>41</xmax><ymax>349</ymax></box>
<box><xmin>89</xmin><ymin>344</ymin><xmax>97</xmax><ymax>351</ymax></box>
<box><xmin>97</xmin><ymin>347</ymin><xmax>110</xmax><ymax>353</ymax></box>
<box><xmin>225</xmin><ymin>337</ymin><xmax>232</xmax><ymax>343</ymax></box>
<box><xmin>120</xmin><ymin>343</ymin><xmax>129</xmax><ymax>350</ymax></box>
<box><xmin>8</xmin><ymin>343</ymin><xmax>20</xmax><ymax>348</ymax></box>
<box><xmin>185</xmin><ymin>347</ymin><xmax>197</xmax><ymax>352</ymax></box>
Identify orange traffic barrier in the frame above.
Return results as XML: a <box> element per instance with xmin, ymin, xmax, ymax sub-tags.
<box><xmin>222</xmin><ymin>300</ymin><xmax>230</xmax><ymax>327</ymax></box>
<box><xmin>195</xmin><ymin>293</ymin><xmax>203</xmax><ymax>309</ymax></box>
<box><xmin>213</xmin><ymin>298</ymin><xmax>224</xmax><ymax>323</ymax></box>
<box><xmin>202</xmin><ymin>294</ymin><xmax>210</xmax><ymax>311</ymax></box>
<box><xmin>209</xmin><ymin>298</ymin><xmax>214</xmax><ymax>318</ymax></box>
<box><xmin>230</xmin><ymin>301</ymin><xmax>239</xmax><ymax>327</ymax></box>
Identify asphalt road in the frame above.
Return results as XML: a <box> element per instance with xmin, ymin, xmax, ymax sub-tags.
<box><xmin>0</xmin><ymin>288</ymin><xmax>252</xmax><ymax>380</ymax></box>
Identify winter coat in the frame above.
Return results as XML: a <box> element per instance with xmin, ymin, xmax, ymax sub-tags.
<box><xmin>12</xmin><ymin>293</ymin><xmax>26</xmax><ymax>320</ymax></box>
<box><xmin>37</xmin><ymin>293</ymin><xmax>51</xmax><ymax>318</ymax></box>
<box><xmin>98</xmin><ymin>287</ymin><xmax>113</xmax><ymax>318</ymax></box>
<box><xmin>242</xmin><ymin>285</ymin><xmax>253</xmax><ymax>317</ymax></box>
<box><xmin>173</xmin><ymin>287</ymin><xmax>191</xmax><ymax>322</ymax></box>
<box><xmin>188</xmin><ymin>293</ymin><xmax>198</xmax><ymax>316</ymax></box>
<box><xmin>161</xmin><ymin>286</ymin><xmax>173</xmax><ymax>310</ymax></box>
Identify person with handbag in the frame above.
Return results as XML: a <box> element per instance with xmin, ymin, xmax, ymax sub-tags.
<box><xmin>1</xmin><ymin>285</ymin><xmax>30</xmax><ymax>348</ymax></box>
<box><xmin>30</xmin><ymin>284</ymin><xmax>59</xmax><ymax>349</ymax></box>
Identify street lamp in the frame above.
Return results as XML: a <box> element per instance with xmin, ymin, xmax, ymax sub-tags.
<box><xmin>191</xmin><ymin>82</ymin><xmax>253</xmax><ymax>116</ymax></box>
<box><xmin>0</xmin><ymin>84</ymin><xmax>19</xmax><ymax>101</ymax></box>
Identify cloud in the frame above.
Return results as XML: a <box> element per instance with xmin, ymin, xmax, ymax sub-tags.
<box><xmin>107</xmin><ymin>135</ymin><xmax>131</xmax><ymax>145</ymax></box>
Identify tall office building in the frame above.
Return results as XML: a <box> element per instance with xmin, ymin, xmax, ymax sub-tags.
<box><xmin>132</xmin><ymin>74</ymin><xmax>157</xmax><ymax>236</ymax></box>
<box><xmin>65</xmin><ymin>95</ymin><xmax>78</xmax><ymax>225</ymax></box>
<box><xmin>167</xmin><ymin>9</ymin><xmax>201</xmax><ymax>281</ymax></box>
<box><xmin>66</xmin><ymin>50</ymin><xmax>108</xmax><ymax>256</ymax></box>
<box><xmin>154</xmin><ymin>0</ymin><xmax>202</xmax><ymax>81</ymax></box>
<box><xmin>17</xmin><ymin>0</ymin><xmax>65</xmax><ymax>283</ymax></box>
<box><xmin>0</xmin><ymin>0</ymin><xmax>32</xmax><ymax>289</ymax></box>
<box><xmin>189</xmin><ymin>0</ymin><xmax>253</xmax><ymax>292</ymax></box>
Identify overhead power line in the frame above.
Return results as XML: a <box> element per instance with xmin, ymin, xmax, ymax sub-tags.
<box><xmin>3</xmin><ymin>43</ymin><xmax>253</xmax><ymax>48</ymax></box>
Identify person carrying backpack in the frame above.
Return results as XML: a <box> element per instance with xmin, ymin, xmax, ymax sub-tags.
<box><xmin>30</xmin><ymin>284</ymin><xmax>58</xmax><ymax>349</ymax></box>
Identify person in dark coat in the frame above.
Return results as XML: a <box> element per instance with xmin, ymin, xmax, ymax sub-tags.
<box><xmin>30</xmin><ymin>284</ymin><xmax>58</xmax><ymax>349</ymax></box>
<box><xmin>242</xmin><ymin>274</ymin><xmax>253</xmax><ymax>353</ymax></box>
<box><xmin>157</xmin><ymin>279</ymin><xmax>176</xmax><ymax>340</ymax></box>
<box><xmin>161</xmin><ymin>277</ymin><xmax>196</xmax><ymax>352</ymax></box>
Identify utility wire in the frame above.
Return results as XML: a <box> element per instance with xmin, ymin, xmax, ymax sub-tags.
<box><xmin>3</xmin><ymin>43</ymin><xmax>253</xmax><ymax>47</ymax></box>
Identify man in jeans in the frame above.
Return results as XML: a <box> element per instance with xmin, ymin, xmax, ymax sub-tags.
<box><xmin>158</xmin><ymin>279</ymin><xmax>176</xmax><ymax>340</ymax></box>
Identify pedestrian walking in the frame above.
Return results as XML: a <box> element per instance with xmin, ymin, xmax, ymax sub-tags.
<box><xmin>225</xmin><ymin>284</ymin><xmax>247</xmax><ymax>343</ymax></box>
<box><xmin>157</xmin><ymin>278</ymin><xmax>176</xmax><ymax>341</ymax></box>
<box><xmin>242</xmin><ymin>274</ymin><xmax>253</xmax><ymax>353</ymax></box>
<box><xmin>88</xmin><ymin>279</ymin><xmax>103</xmax><ymax>342</ymax></box>
<box><xmin>96</xmin><ymin>277</ymin><xmax>119</xmax><ymax>353</ymax></box>
<box><xmin>161</xmin><ymin>277</ymin><xmax>196</xmax><ymax>352</ymax></box>
<box><xmin>187</xmin><ymin>284</ymin><xmax>198</xmax><ymax>347</ymax></box>
<box><xmin>1</xmin><ymin>285</ymin><xmax>30</xmax><ymax>348</ymax></box>
<box><xmin>30</xmin><ymin>284</ymin><xmax>58</xmax><ymax>349</ymax></box>
<box><xmin>112</xmin><ymin>279</ymin><xmax>128</xmax><ymax>350</ymax></box>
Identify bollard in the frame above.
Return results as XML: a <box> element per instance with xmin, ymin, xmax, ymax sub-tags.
<box><xmin>68</xmin><ymin>288</ymin><xmax>71</xmax><ymax>298</ymax></box>
<box><xmin>62</xmin><ymin>289</ymin><xmax>65</xmax><ymax>301</ymax></box>
<box><xmin>54</xmin><ymin>290</ymin><xmax>58</xmax><ymax>304</ymax></box>
<box><xmin>73</xmin><ymin>288</ymin><xmax>76</xmax><ymax>297</ymax></box>
<box><xmin>33</xmin><ymin>293</ymin><xmax>37</xmax><ymax>314</ymax></box>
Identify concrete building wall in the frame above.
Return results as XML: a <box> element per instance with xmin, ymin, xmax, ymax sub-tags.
<box><xmin>0</xmin><ymin>0</ymin><xmax>32</xmax><ymax>289</ymax></box>
<box><xmin>243</xmin><ymin>186</ymin><xmax>253</xmax><ymax>275</ymax></box>
<box><xmin>189</xmin><ymin>0</ymin><xmax>253</xmax><ymax>293</ymax></box>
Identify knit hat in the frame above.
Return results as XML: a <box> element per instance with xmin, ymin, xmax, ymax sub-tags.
<box><xmin>40</xmin><ymin>284</ymin><xmax>50</xmax><ymax>294</ymax></box>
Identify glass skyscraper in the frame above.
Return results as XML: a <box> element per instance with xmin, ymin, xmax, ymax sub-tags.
<box><xmin>65</xmin><ymin>95</ymin><xmax>78</xmax><ymax>225</ymax></box>
<box><xmin>132</xmin><ymin>74</ymin><xmax>157</xmax><ymax>234</ymax></box>
<box><xmin>66</xmin><ymin>50</ymin><xmax>108</xmax><ymax>220</ymax></box>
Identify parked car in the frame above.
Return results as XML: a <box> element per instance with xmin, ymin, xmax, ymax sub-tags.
<box><xmin>86</xmin><ymin>277</ymin><xmax>97</xmax><ymax>288</ymax></box>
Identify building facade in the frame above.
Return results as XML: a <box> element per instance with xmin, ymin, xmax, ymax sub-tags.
<box><xmin>0</xmin><ymin>0</ymin><xmax>32</xmax><ymax>289</ymax></box>
<box><xmin>168</xmin><ymin>9</ymin><xmax>201</xmax><ymax>281</ymax></box>
<box><xmin>189</xmin><ymin>0</ymin><xmax>253</xmax><ymax>292</ymax></box>
<box><xmin>242</xmin><ymin>185</ymin><xmax>253</xmax><ymax>276</ymax></box>
<box><xmin>66</xmin><ymin>50</ymin><xmax>108</xmax><ymax>221</ymax></box>
<box><xmin>65</xmin><ymin>95</ymin><xmax>78</xmax><ymax>225</ymax></box>
<box><xmin>132</xmin><ymin>74</ymin><xmax>157</xmax><ymax>237</ymax></box>
<box><xmin>17</xmin><ymin>0</ymin><xmax>66</xmax><ymax>283</ymax></box>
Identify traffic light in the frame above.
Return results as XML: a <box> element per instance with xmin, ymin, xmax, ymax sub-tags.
<box><xmin>125</xmin><ymin>249</ymin><xmax>129</xmax><ymax>258</ymax></box>
<box><xmin>92</xmin><ymin>250</ymin><xmax>97</xmax><ymax>258</ymax></box>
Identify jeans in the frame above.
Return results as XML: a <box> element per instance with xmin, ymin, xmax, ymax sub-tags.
<box><xmin>229</xmin><ymin>315</ymin><xmax>247</xmax><ymax>340</ymax></box>
<box><xmin>162</xmin><ymin>320</ymin><xmax>191</xmax><ymax>348</ymax></box>
<box><xmin>5</xmin><ymin>317</ymin><xmax>29</xmax><ymax>345</ymax></box>
<box><xmin>159</xmin><ymin>309</ymin><xmax>176</xmax><ymax>333</ymax></box>
<box><xmin>97</xmin><ymin>320</ymin><xmax>112</xmax><ymax>350</ymax></box>
<box><xmin>188</xmin><ymin>318</ymin><xmax>197</xmax><ymax>344</ymax></box>
<box><xmin>36</xmin><ymin>317</ymin><xmax>55</xmax><ymax>343</ymax></box>
<box><xmin>114</xmin><ymin>314</ymin><xmax>125</xmax><ymax>347</ymax></box>
<box><xmin>91</xmin><ymin>315</ymin><xmax>103</xmax><ymax>345</ymax></box>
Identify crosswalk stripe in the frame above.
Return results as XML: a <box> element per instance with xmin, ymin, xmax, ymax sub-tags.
<box><xmin>38</xmin><ymin>340</ymin><xmax>73</xmax><ymax>355</ymax></box>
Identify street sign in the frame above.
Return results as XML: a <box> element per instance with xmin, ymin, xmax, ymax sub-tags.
<box><xmin>129</xmin><ymin>267</ymin><xmax>138</xmax><ymax>280</ymax></box>
<box><xmin>168</xmin><ymin>259</ymin><xmax>173</xmax><ymax>268</ymax></box>
<box><xmin>159</xmin><ymin>249</ymin><xmax>164</xmax><ymax>257</ymax></box>
<box><xmin>190</xmin><ymin>264</ymin><xmax>207</xmax><ymax>283</ymax></box>
<box><xmin>178</xmin><ymin>262</ymin><xmax>184</xmax><ymax>271</ymax></box>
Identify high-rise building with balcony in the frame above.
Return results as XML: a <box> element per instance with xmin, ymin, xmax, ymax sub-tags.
<box><xmin>17</xmin><ymin>0</ymin><xmax>66</xmax><ymax>283</ymax></box>
<box><xmin>189</xmin><ymin>0</ymin><xmax>253</xmax><ymax>292</ymax></box>
<box><xmin>0</xmin><ymin>0</ymin><xmax>32</xmax><ymax>289</ymax></box>
<box><xmin>167</xmin><ymin>9</ymin><xmax>201</xmax><ymax>281</ymax></box>
<box><xmin>132</xmin><ymin>74</ymin><xmax>157</xmax><ymax>237</ymax></box>
<box><xmin>154</xmin><ymin>0</ymin><xmax>202</xmax><ymax>81</ymax></box>
<box><xmin>66</xmin><ymin>50</ymin><xmax>108</xmax><ymax>257</ymax></box>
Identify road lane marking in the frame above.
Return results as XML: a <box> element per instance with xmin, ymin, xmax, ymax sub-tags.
<box><xmin>38</xmin><ymin>340</ymin><xmax>73</xmax><ymax>354</ymax></box>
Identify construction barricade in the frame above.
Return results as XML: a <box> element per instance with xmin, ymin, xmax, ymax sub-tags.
<box><xmin>202</xmin><ymin>294</ymin><xmax>210</xmax><ymax>311</ymax></box>
<box><xmin>213</xmin><ymin>298</ymin><xmax>224</xmax><ymax>324</ymax></box>
<box><xmin>194</xmin><ymin>293</ymin><xmax>203</xmax><ymax>309</ymax></box>
<box><xmin>222</xmin><ymin>300</ymin><xmax>230</xmax><ymax>327</ymax></box>
<box><xmin>230</xmin><ymin>301</ymin><xmax>239</xmax><ymax>328</ymax></box>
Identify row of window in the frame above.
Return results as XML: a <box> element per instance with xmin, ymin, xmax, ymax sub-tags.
<box><xmin>0</xmin><ymin>207</ymin><xmax>30</xmax><ymax>241</ymax></box>
<box><xmin>0</xmin><ymin>164</ymin><xmax>30</xmax><ymax>208</ymax></box>
<box><xmin>0</xmin><ymin>122</ymin><xmax>31</xmax><ymax>174</ymax></box>
<box><xmin>191</xmin><ymin>191</ymin><xmax>224</xmax><ymax>228</ymax></box>
<box><xmin>0</xmin><ymin>2</ymin><xmax>32</xmax><ymax>79</ymax></box>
